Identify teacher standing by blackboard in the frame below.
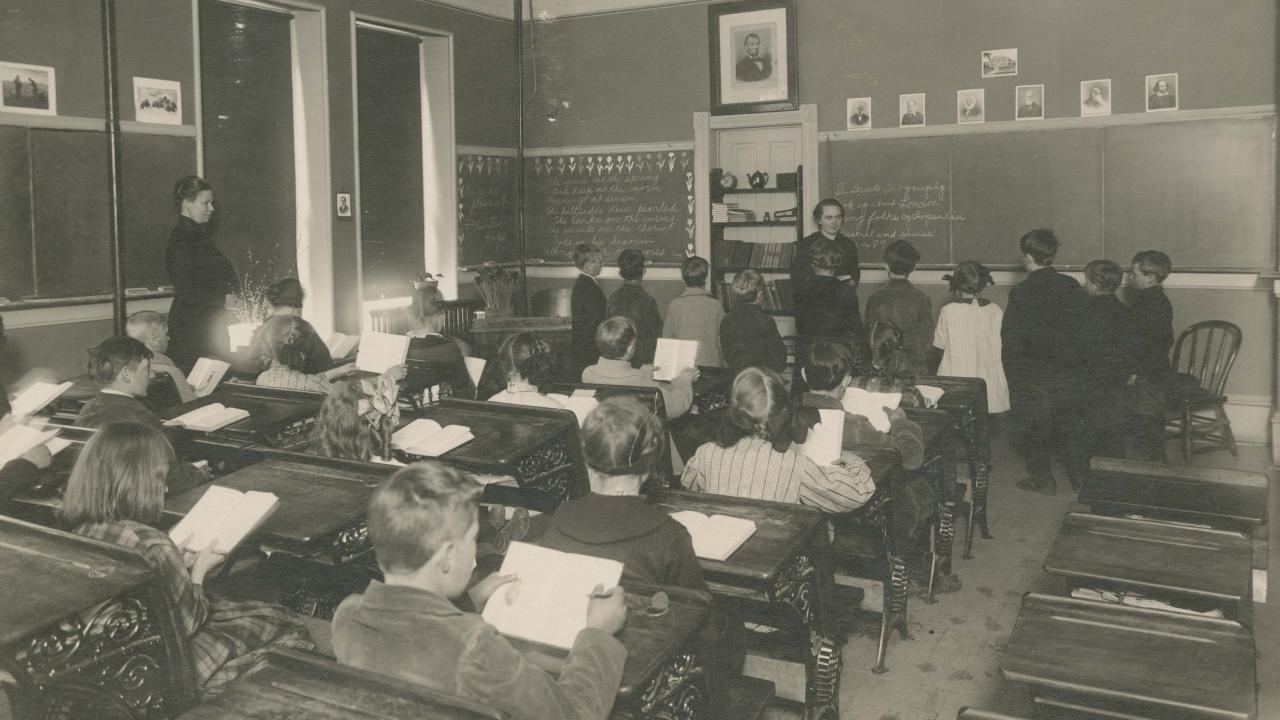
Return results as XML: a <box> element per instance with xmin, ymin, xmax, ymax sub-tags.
<box><xmin>165</xmin><ymin>176</ymin><xmax>240</xmax><ymax>370</ymax></box>
<box><xmin>791</xmin><ymin>199</ymin><xmax>861</xmax><ymax>304</ymax></box>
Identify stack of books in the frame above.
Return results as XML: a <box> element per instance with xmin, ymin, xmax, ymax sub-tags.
<box><xmin>713</xmin><ymin>240</ymin><xmax>796</xmax><ymax>269</ymax></box>
<box><xmin>712</xmin><ymin>202</ymin><xmax>754</xmax><ymax>223</ymax></box>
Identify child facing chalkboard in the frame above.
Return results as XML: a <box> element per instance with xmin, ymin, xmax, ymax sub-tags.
<box><xmin>933</xmin><ymin>261</ymin><xmax>1010</xmax><ymax>414</ymax></box>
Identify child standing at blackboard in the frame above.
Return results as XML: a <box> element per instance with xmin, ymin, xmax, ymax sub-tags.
<box><xmin>933</xmin><ymin>261</ymin><xmax>1010</xmax><ymax>415</ymax></box>
<box><xmin>1126</xmin><ymin>250</ymin><xmax>1175</xmax><ymax>462</ymax></box>
<box><xmin>606</xmin><ymin>249</ymin><xmax>664</xmax><ymax>366</ymax></box>
<box><xmin>570</xmin><ymin>243</ymin><xmax>606</xmax><ymax>378</ymax></box>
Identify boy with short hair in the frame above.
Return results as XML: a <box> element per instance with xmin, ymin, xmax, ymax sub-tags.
<box><xmin>582</xmin><ymin>316</ymin><xmax>696</xmax><ymax>420</ymax></box>
<box><xmin>333</xmin><ymin>462</ymin><xmax>628</xmax><ymax>720</ymax></box>
<box><xmin>570</xmin><ymin>243</ymin><xmax>606</xmax><ymax>377</ymax></box>
<box><xmin>126</xmin><ymin>311</ymin><xmax>197</xmax><ymax>403</ymax></box>
<box><xmin>663</xmin><ymin>256</ymin><xmax>724</xmax><ymax>367</ymax></box>
<box><xmin>795</xmin><ymin>238</ymin><xmax>862</xmax><ymax>350</ymax></box>
<box><xmin>865</xmin><ymin>240</ymin><xmax>934</xmax><ymax>376</ymax></box>
<box><xmin>1002</xmin><ymin>228</ymin><xmax>1086</xmax><ymax>495</ymax></box>
<box><xmin>718</xmin><ymin>269</ymin><xmax>788</xmax><ymax>373</ymax></box>
<box><xmin>1127</xmin><ymin>250</ymin><xmax>1175</xmax><ymax>461</ymax></box>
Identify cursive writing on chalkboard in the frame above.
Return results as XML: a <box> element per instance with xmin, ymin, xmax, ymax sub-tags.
<box><xmin>458</xmin><ymin>155</ymin><xmax>518</xmax><ymax>266</ymax></box>
<box><xmin>834</xmin><ymin>180</ymin><xmax>965</xmax><ymax>249</ymax></box>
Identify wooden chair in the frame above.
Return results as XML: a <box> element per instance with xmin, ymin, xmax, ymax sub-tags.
<box><xmin>1165</xmin><ymin>320</ymin><xmax>1241</xmax><ymax>460</ymax></box>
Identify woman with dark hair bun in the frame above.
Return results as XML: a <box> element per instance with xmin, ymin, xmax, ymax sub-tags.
<box><xmin>165</xmin><ymin>175</ymin><xmax>240</xmax><ymax>370</ymax></box>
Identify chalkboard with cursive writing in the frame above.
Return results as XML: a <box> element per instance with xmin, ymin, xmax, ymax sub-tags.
<box><xmin>522</xmin><ymin>150</ymin><xmax>695</xmax><ymax>266</ymax></box>
<box><xmin>457</xmin><ymin>154</ymin><xmax>519</xmax><ymax>268</ymax></box>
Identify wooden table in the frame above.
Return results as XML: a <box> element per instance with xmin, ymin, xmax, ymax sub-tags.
<box><xmin>651</xmin><ymin>489</ymin><xmax>840</xmax><ymax>719</ymax></box>
<box><xmin>1045</xmin><ymin>512</ymin><xmax>1253</xmax><ymax>620</ymax></box>
<box><xmin>402</xmin><ymin>399</ymin><xmax>588</xmax><ymax>512</ymax></box>
<box><xmin>919</xmin><ymin>374</ymin><xmax>993</xmax><ymax>558</ymax></box>
<box><xmin>1081</xmin><ymin>457</ymin><xmax>1268</xmax><ymax>532</ymax></box>
<box><xmin>0</xmin><ymin>515</ymin><xmax>199</xmax><ymax>719</ymax></box>
<box><xmin>513</xmin><ymin>585</ymin><xmax>711</xmax><ymax>719</ymax></box>
<box><xmin>177</xmin><ymin>649</ymin><xmax>504</xmax><ymax>720</ymax></box>
<box><xmin>160</xmin><ymin>382</ymin><xmax>325</xmax><ymax>449</ymax></box>
<box><xmin>1002</xmin><ymin>593</ymin><xmax>1256</xmax><ymax>720</ymax></box>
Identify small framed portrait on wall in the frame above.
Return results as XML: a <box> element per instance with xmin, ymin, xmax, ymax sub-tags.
<box><xmin>709</xmin><ymin>0</ymin><xmax>798</xmax><ymax>115</ymax></box>
<box><xmin>957</xmin><ymin>89</ymin><xmax>985</xmax><ymax>124</ymax></box>
<box><xmin>1081</xmin><ymin>79</ymin><xmax>1112</xmax><ymax>117</ymax></box>
<box><xmin>899</xmin><ymin>93</ymin><xmax>926</xmax><ymax>127</ymax></box>
<box><xmin>1146</xmin><ymin>73</ymin><xmax>1178</xmax><ymax>111</ymax></box>
<box><xmin>1015</xmin><ymin>84</ymin><xmax>1044</xmax><ymax>120</ymax></box>
<box><xmin>847</xmin><ymin>97</ymin><xmax>872</xmax><ymax>130</ymax></box>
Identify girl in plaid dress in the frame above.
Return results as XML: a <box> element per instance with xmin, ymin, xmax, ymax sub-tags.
<box><xmin>62</xmin><ymin>422</ymin><xmax>313</xmax><ymax>696</ymax></box>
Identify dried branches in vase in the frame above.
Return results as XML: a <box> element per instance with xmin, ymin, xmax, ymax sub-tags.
<box><xmin>474</xmin><ymin>264</ymin><xmax>517</xmax><ymax>315</ymax></box>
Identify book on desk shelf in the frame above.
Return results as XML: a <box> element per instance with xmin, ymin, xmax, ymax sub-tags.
<box><xmin>797</xmin><ymin>408</ymin><xmax>845</xmax><ymax>466</ymax></box>
<box><xmin>482</xmin><ymin>542</ymin><xmax>623</xmax><ymax>650</ymax></box>
<box><xmin>652</xmin><ymin>339</ymin><xmax>699</xmax><ymax>382</ymax></box>
<box><xmin>668</xmin><ymin>511</ymin><xmax>757</xmax><ymax>561</ymax></box>
<box><xmin>546</xmin><ymin>389</ymin><xmax>599</xmax><ymax>427</ymax></box>
<box><xmin>9</xmin><ymin>381</ymin><xmax>74</xmax><ymax>418</ymax></box>
<box><xmin>840</xmin><ymin>388</ymin><xmax>901</xmax><ymax>433</ymax></box>
<box><xmin>164</xmin><ymin>403</ymin><xmax>250</xmax><ymax>432</ymax></box>
<box><xmin>186</xmin><ymin>358</ymin><xmax>230</xmax><ymax>398</ymax></box>
<box><xmin>0</xmin><ymin>424</ymin><xmax>60</xmax><ymax>465</ymax></box>
<box><xmin>168</xmin><ymin>485</ymin><xmax>279</xmax><ymax>555</ymax></box>
<box><xmin>325</xmin><ymin>332</ymin><xmax>360</xmax><ymax>359</ymax></box>
<box><xmin>391</xmin><ymin>419</ymin><xmax>473</xmax><ymax>457</ymax></box>
<box><xmin>355</xmin><ymin>332</ymin><xmax>410</xmax><ymax>374</ymax></box>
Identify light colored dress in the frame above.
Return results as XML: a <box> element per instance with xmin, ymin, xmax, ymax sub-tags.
<box><xmin>933</xmin><ymin>299</ymin><xmax>1011</xmax><ymax>413</ymax></box>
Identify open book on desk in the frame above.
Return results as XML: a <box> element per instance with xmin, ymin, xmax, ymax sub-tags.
<box><xmin>187</xmin><ymin>358</ymin><xmax>231</xmax><ymax>398</ymax></box>
<box><xmin>391</xmin><ymin>419</ymin><xmax>474</xmax><ymax>457</ymax></box>
<box><xmin>840</xmin><ymin>388</ymin><xmax>901</xmax><ymax>433</ymax></box>
<box><xmin>797</xmin><ymin>408</ymin><xmax>844</xmax><ymax>466</ymax></box>
<box><xmin>482</xmin><ymin>542</ymin><xmax>623</xmax><ymax>650</ymax></box>
<box><xmin>168</xmin><ymin>485</ymin><xmax>279</xmax><ymax>555</ymax></box>
<box><xmin>325</xmin><ymin>332</ymin><xmax>360</xmax><ymax>359</ymax></box>
<box><xmin>546</xmin><ymin>389</ymin><xmax>599</xmax><ymax>427</ymax></box>
<box><xmin>9</xmin><ymin>381</ymin><xmax>74</xmax><ymax>418</ymax></box>
<box><xmin>669</xmin><ymin>511</ymin><xmax>757</xmax><ymax>561</ymax></box>
<box><xmin>356</xmin><ymin>332</ymin><xmax>410</xmax><ymax>374</ymax></box>
<box><xmin>164</xmin><ymin>403</ymin><xmax>250</xmax><ymax>432</ymax></box>
<box><xmin>652</xmin><ymin>339</ymin><xmax>699</xmax><ymax>382</ymax></box>
<box><xmin>0</xmin><ymin>424</ymin><xmax>60</xmax><ymax>465</ymax></box>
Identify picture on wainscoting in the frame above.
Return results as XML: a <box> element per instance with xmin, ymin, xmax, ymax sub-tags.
<box><xmin>0</xmin><ymin>61</ymin><xmax>56</xmax><ymax>116</ymax></box>
<box><xmin>847</xmin><ymin>97</ymin><xmax>871</xmax><ymax>130</ymax></box>
<box><xmin>708</xmin><ymin>0</ymin><xmax>798</xmax><ymax>115</ymax></box>
<box><xmin>133</xmin><ymin>77</ymin><xmax>182</xmax><ymax>125</ymax></box>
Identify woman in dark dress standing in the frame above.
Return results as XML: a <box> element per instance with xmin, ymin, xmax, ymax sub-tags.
<box><xmin>166</xmin><ymin>176</ymin><xmax>240</xmax><ymax>370</ymax></box>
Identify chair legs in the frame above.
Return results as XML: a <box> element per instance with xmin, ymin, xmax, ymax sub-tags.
<box><xmin>1172</xmin><ymin>401</ymin><xmax>1238</xmax><ymax>461</ymax></box>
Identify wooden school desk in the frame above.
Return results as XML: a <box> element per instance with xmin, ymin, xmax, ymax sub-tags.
<box><xmin>512</xmin><ymin>584</ymin><xmax>712</xmax><ymax>719</ymax></box>
<box><xmin>401</xmin><ymin>399</ymin><xmax>588</xmax><ymax>512</ymax></box>
<box><xmin>0</xmin><ymin>515</ymin><xmax>199</xmax><ymax>719</ymax></box>
<box><xmin>1044</xmin><ymin>512</ymin><xmax>1253</xmax><ymax>620</ymax></box>
<box><xmin>1002</xmin><ymin>593</ymin><xmax>1256</xmax><ymax>720</ymax></box>
<box><xmin>650</xmin><ymin>489</ymin><xmax>841</xmax><ymax>719</ymax></box>
<box><xmin>548</xmin><ymin>381</ymin><xmax>673</xmax><ymax>485</ymax></box>
<box><xmin>177</xmin><ymin>649</ymin><xmax>504</xmax><ymax>720</ymax></box>
<box><xmin>1080</xmin><ymin>457</ymin><xmax>1268</xmax><ymax>532</ymax></box>
<box><xmin>160</xmin><ymin>382</ymin><xmax>325</xmax><ymax>450</ymax></box>
<box><xmin>918</xmin><ymin>374</ymin><xmax>993</xmax><ymax>558</ymax></box>
<box><xmin>900</xmin><ymin>406</ymin><xmax>962</xmax><ymax>578</ymax></box>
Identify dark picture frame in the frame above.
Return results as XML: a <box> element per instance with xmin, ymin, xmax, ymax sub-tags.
<box><xmin>708</xmin><ymin>0</ymin><xmax>798</xmax><ymax>115</ymax></box>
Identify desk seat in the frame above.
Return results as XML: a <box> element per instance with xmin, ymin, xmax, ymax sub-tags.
<box><xmin>1002</xmin><ymin>593</ymin><xmax>1256</xmax><ymax>720</ymax></box>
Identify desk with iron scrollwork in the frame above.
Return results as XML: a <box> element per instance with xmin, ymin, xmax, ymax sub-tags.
<box><xmin>651</xmin><ymin>489</ymin><xmax>839</xmax><ymax>719</ymax></box>
<box><xmin>160</xmin><ymin>383</ymin><xmax>326</xmax><ymax>451</ymax></box>
<box><xmin>400</xmin><ymin>399</ymin><xmax>589</xmax><ymax>513</ymax></box>
<box><xmin>919</xmin><ymin>375</ymin><xmax>993</xmax><ymax>559</ymax></box>
<box><xmin>0</xmin><ymin>516</ymin><xmax>198</xmax><ymax>720</ymax></box>
<box><xmin>901</xmin><ymin>407</ymin><xmax>960</xmax><ymax>584</ymax></box>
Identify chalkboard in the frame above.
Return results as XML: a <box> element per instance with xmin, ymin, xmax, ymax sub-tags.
<box><xmin>31</xmin><ymin>129</ymin><xmax>112</xmax><ymax>298</ymax></box>
<box><xmin>822</xmin><ymin>115</ymin><xmax>1275</xmax><ymax>270</ymax></box>
<box><xmin>457</xmin><ymin>154</ymin><xmax>517</xmax><ymax>268</ymax></box>
<box><xmin>0</xmin><ymin>125</ymin><xmax>34</xmax><ymax>300</ymax></box>
<box><xmin>523</xmin><ymin>150</ymin><xmax>695</xmax><ymax>266</ymax></box>
<box><xmin>121</xmin><ymin>134</ymin><xmax>198</xmax><ymax>290</ymax></box>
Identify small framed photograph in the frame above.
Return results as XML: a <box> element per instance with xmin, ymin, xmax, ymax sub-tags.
<box><xmin>335</xmin><ymin>192</ymin><xmax>352</xmax><ymax>218</ymax></box>
<box><xmin>0</xmin><ymin>61</ymin><xmax>56</xmax><ymax>116</ymax></box>
<box><xmin>981</xmin><ymin>48</ymin><xmax>1018</xmax><ymax>78</ymax></box>
<box><xmin>957</xmin><ymin>89</ymin><xmax>985</xmax><ymax>124</ymax></box>
<box><xmin>1081</xmin><ymin>79</ymin><xmax>1112</xmax><ymax>117</ymax></box>
<box><xmin>709</xmin><ymin>0</ymin><xmax>798</xmax><ymax>115</ymax></box>
<box><xmin>846</xmin><ymin>97</ymin><xmax>872</xmax><ymax>130</ymax></box>
<box><xmin>899</xmin><ymin>93</ymin><xmax>926</xmax><ymax>127</ymax></box>
<box><xmin>1015</xmin><ymin>84</ymin><xmax>1044</xmax><ymax>120</ymax></box>
<box><xmin>1146</xmin><ymin>73</ymin><xmax>1178</xmax><ymax>112</ymax></box>
<box><xmin>133</xmin><ymin>77</ymin><xmax>181</xmax><ymax>125</ymax></box>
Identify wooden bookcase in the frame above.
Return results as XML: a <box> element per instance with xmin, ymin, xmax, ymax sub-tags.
<box><xmin>709</xmin><ymin>164</ymin><xmax>804</xmax><ymax>315</ymax></box>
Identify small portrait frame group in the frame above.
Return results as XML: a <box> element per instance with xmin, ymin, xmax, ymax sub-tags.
<box><xmin>1080</xmin><ymin>79</ymin><xmax>1112</xmax><ymax>117</ymax></box>
<box><xmin>957</xmin><ymin>89</ymin><xmax>985</xmax><ymax>124</ymax></box>
<box><xmin>1015</xmin><ymin>84</ymin><xmax>1044</xmax><ymax>120</ymax></box>
<box><xmin>708</xmin><ymin>0</ymin><xmax>799</xmax><ymax>116</ymax></box>
<box><xmin>847</xmin><ymin>97</ymin><xmax>871</xmax><ymax>130</ymax></box>
<box><xmin>1146</xmin><ymin>73</ymin><xmax>1178</xmax><ymax>112</ymax></box>
<box><xmin>899</xmin><ymin>93</ymin><xmax>926</xmax><ymax>127</ymax></box>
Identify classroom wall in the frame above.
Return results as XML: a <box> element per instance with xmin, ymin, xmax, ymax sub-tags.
<box><xmin>524</xmin><ymin>0</ymin><xmax>1276</xmax><ymax>146</ymax></box>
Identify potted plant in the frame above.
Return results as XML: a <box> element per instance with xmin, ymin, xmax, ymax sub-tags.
<box><xmin>474</xmin><ymin>263</ymin><xmax>517</xmax><ymax>317</ymax></box>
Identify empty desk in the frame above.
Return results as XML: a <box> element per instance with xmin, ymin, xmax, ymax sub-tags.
<box><xmin>1081</xmin><ymin>457</ymin><xmax>1267</xmax><ymax>532</ymax></box>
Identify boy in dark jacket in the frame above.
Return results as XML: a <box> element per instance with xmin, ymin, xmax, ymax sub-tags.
<box><xmin>719</xmin><ymin>269</ymin><xmax>788</xmax><ymax>373</ymax></box>
<box><xmin>865</xmin><ymin>240</ymin><xmax>934</xmax><ymax>376</ymax></box>
<box><xmin>1127</xmin><ymin>250</ymin><xmax>1175</xmax><ymax>461</ymax></box>
<box><xmin>795</xmin><ymin>238</ymin><xmax>863</xmax><ymax>350</ymax></box>
<box><xmin>1002</xmin><ymin>228</ymin><xmax>1086</xmax><ymax>495</ymax></box>
<box><xmin>570</xmin><ymin>243</ymin><xmax>606</xmax><ymax>377</ymax></box>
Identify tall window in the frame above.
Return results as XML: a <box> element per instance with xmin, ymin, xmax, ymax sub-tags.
<box><xmin>199</xmin><ymin>0</ymin><xmax>297</xmax><ymax>303</ymax></box>
<box><xmin>356</xmin><ymin>26</ymin><xmax>425</xmax><ymax>301</ymax></box>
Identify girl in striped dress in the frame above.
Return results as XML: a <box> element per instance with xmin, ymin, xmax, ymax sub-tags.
<box><xmin>933</xmin><ymin>261</ymin><xmax>1011</xmax><ymax>413</ymax></box>
<box><xmin>63</xmin><ymin>422</ymin><xmax>313</xmax><ymax>696</ymax></box>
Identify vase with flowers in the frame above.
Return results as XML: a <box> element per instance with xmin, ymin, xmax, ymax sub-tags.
<box><xmin>474</xmin><ymin>263</ymin><xmax>518</xmax><ymax>318</ymax></box>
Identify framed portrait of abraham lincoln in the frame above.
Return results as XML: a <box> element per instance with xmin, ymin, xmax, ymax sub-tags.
<box><xmin>709</xmin><ymin>0</ymin><xmax>798</xmax><ymax>115</ymax></box>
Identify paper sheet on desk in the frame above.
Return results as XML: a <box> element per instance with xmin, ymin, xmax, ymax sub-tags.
<box><xmin>840</xmin><ymin>388</ymin><xmax>900</xmax><ymax>433</ymax></box>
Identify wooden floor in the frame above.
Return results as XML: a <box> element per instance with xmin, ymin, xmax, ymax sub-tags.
<box><xmin>750</xmin><ymin>431</ymin><xmax>1277</xmax><ymax>720</ymax></box>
